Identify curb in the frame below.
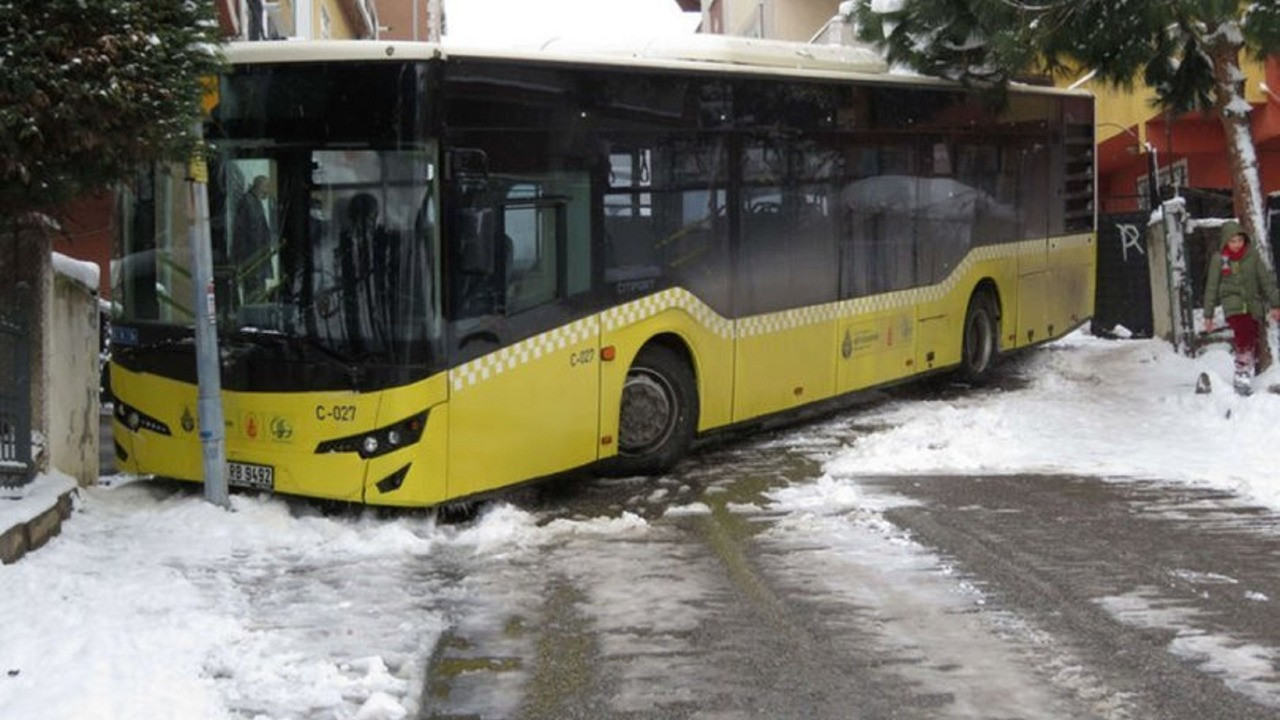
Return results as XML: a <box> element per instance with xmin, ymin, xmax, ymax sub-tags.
<box><xmin>0</xmin><ymin>489</ymin><xmax>77</xmax><ymax>565</ymax></box>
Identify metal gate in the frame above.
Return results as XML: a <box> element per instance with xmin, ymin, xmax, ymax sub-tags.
<box><xmin>0</xmin><ymin>283</ymin><xmax>32</xmax><ymax>487</ymax></box>
<box><xmin>1092</xmin><ymin>212</ymin><xmax>1154</xmax><ymax>338</ymax></box>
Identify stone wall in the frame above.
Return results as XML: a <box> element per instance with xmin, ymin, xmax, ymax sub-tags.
<box><xmin>47</xmin><ymin>256</ymin><xmax>100</xmax><ymax>486</ymax></box>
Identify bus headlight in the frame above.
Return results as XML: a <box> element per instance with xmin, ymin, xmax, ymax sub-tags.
<box><xmin>114</xmin><ymin>401</ymin><xmax>172</xmax><ymax>436</ymax></box>
<box><xmin>315</xmin><ymin>411</ymin><xmax>427</xmax><ymax>459</ymax></box>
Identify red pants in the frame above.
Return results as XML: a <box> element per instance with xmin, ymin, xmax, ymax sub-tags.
<box><xmin>1227</xmin><ymin>313</ymin><xmax>1260</xmax><ymax>374</ymax></box>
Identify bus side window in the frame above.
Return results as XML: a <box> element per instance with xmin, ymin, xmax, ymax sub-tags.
<box><xmin>504</xmin><ymin>199</ymin><xmax>562</xmax><ymax>315</ymax></box>
<box><xmin>454</xmin><ymin>203</ymin><xmax>501</xmax><ymax>318</ymax></box>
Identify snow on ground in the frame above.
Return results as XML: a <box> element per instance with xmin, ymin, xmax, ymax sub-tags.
<box><xmin>758</xmin><ymin>482</ymin><xmax>1132</xmax><ymax>719</ymax></box>
<box><xmin>823</xmin><ymin>330</ymin><xmax>1280</xmax><ymax>509</ymax></box>
<box><xmin>0</xmin><ymin>482</ymin><xmax>447</xmax><ymax>720</ymax></box>
<box><xmin>2</xmin><ymin>330</ymin><xmax>1279</xmax><ymax>719</ymax></box>
<box><xmin>746</xmin><ymin>329</ymin><xmax>1280</xmax><ymax>717</ymax></box>
<box><xmin>1095</xmin><ymin>587</ymin><xmax>1280</xmax><ymax>707</ymax></box>
<box><xmin>426</xmin><ymin>505</ymin><xmax>729</xmax><ymax>717</ymax></box>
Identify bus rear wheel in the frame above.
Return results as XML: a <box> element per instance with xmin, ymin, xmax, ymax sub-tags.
<box><xmin>611</xmin><ymin>345</ymin><xmax>697</xmax><ymax>476</ymax></box>
<box><xmin>960</xmin><ymin>291</ymin><xmax>999</xmax><ymax>384</ymax></box>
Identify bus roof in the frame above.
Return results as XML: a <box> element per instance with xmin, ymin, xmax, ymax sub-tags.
<box><xmin>221</xmin><ymin>38</ymin><xmax>1090</xmax><ymax>98</ymax></box>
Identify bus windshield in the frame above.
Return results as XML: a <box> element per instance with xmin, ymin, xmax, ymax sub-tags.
<box><xmin>113</xmin><ymin>62</ymin><xmax>442</xmax><ymax>380</ymax></box>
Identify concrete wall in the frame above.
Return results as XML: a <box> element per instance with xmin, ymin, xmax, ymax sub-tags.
<box><xmin>46</xmin><ymin>256</ymin><xmax>100</xmax><ymax>487</ymax></box>
<box><xmin>1147</xmin><ymin>218</ymin><xmax>1174</xmax><ymax>343</ymax></box>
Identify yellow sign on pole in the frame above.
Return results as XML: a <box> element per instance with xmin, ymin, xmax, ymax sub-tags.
<box><xmin>199</xmin><ymin>75</ymin><xmax>219</xmax><ymax>117</ymax></box>
<box><xmin>188</xmin><ymin>151</ymin><xmax>208</xmax><ymax>184</ymax></box>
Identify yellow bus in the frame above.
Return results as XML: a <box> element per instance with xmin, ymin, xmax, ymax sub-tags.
<box><xmin>109</xmin><ymin>38</ymin><xmax>1095</xmax><ymax>507</ymax></box>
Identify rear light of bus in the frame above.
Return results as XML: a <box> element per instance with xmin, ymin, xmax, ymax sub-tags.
<box><xmin>315</xmin><ymin>411</ymin><xmax>428</xmax><ymax>459</ymax></box>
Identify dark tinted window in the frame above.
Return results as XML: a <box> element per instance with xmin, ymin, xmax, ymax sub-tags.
<box><xmin>443</xmin><ymin>62</ymin><xmax>595</xmax><ymax>326</ymax></box>
<box><xmin>734</xmin><ymin>79</ymin><xmax>843</xmax><ymax>315</ymax></box>
<box><xmin>443</xmin><ymin>58</ymin><xmax>1089</xmax><ymax>320</ymax></box>
<box><xmin>596</xmin><ymin>77</ymin><xmax>733</xmax><ymax>314</ymax></box>
<box><xmin>837</xmin><ymin>87</ymin><xmax>1071</xmax><ymax>297</ymax></box>
<box><xmin>213</xmin><ymin>62</ymin><xmax>427</xmax><ymax>147</ymax></box>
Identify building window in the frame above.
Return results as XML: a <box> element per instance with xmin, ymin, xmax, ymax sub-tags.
<box><xmin>1136</xmin><ymin>159</ymin><xmax>1188</xmax><ymax>211</ymax></box>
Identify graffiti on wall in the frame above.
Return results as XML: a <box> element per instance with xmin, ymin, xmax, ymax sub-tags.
<box><xmin>1115</xmin><ymin>222</ymin><xmax>1145</xmax><ymax>264</ymax></box>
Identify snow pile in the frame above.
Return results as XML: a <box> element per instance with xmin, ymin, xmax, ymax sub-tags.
<box><xmin>0</xmin><ymin>484</ymin><xmax>446</xmax><ymax>720</ymax></box>
<box><xmin>51</xmin><ymin>252</ymin><xmax>101</xmax><ymax>294</ymax></box>
<box><xmin>0</xmin><ymin>470</ymin><xmax>77</xmax><ymax>529</ymax></box>
<box><xmin>824</xmin><ymin>331</ymin><xmax>1280</xmax><ymax>509</ymax></box>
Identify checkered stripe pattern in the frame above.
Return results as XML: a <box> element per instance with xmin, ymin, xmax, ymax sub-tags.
<box><xmin>1052</xmin><ymin>233</ymin><xmax>1095</xmax><ymax>251</ymax></box>
<box><xmin>446</xmin><ymin>236</ymin><xmax>1082</xmax><ymax>390</ymax></box>
<box><xmin>737</xmin><ymin>304</ymin><xmax>842</xmax><ymax>337</ymax></box>
<box><xmin>450</xmin><ymin>317</ymin><xmax>600</xmax><ymax>392</ymax></box>
<box><xmin>738</xmin><ymin>240</ymin><xmax>1036</xmax><ymax>337</ymax></box>
<box><xmin>601</xmin><ymin>288</ymin><xmax>734</xmax><ymax>339</ymax></box>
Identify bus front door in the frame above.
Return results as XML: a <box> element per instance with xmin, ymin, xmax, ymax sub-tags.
<box><xmin>445</xmin><ymin>188</ymin><xmax>600</xmax><ymax>499</ymax></box>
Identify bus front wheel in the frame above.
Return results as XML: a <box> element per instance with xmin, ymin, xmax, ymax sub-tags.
<box><xmin>611</xmin><ymin>345</ymin><xmax>698</xmax><ymax>476</ymax></box>
<box><xmin>960</xmin><ymin>291</ymin><xmax>999</xmax><ymax>384</ymax></box>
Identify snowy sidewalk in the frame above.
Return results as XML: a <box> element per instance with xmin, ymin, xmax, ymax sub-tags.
<box><xmin>0</xmin><ymin>472</ymin><xmax>78</xmax><ymax>564</ymax></box>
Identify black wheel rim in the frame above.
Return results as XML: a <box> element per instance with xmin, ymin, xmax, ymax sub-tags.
<box><xmin>965</xmin><ymin>308</ymin><xmax>993</xmax><ymax>373</ymax></box>
<box><xmin>618</xmin><ymin>368</ymin><xmax>678</xmax><ymax>455</ymax></box>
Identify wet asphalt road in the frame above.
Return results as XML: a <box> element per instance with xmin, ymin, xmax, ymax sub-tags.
<box><xmin>417</xmin><ymin>410</ymin><xmax>1280</xmax><ymax>720</ymax></box>
<box><xmin>873</xmin><ymin>474</ymin><xmax>1280</xmax><ymax>720</ymax></box>
<box><xmin>98</xmin><ymin>382</ymin><xmax>1280</xmax><ymax>719</ymax></box>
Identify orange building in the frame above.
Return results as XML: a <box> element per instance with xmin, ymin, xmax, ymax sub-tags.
<box><xmin>1092</xmin><ymin>56</ymin><xmax>1280</xmax><ymax>215</ymax></box>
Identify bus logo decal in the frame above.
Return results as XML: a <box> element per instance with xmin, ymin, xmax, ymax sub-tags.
<box><xmin>270</xmin><ymin>416</ymin><xmax>294</xmax><ymax>442</ymax></box>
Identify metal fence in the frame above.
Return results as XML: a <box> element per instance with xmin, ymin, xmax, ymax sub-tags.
<box><xmin>0</xmin><ymin>284</ymin><xmax>32</xmax><ymax>487</ymax></box>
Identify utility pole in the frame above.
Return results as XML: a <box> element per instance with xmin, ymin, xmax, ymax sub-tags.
<box><xmin>188</xmin><ymin>115</ymin><xmax>229</xmax><ymax>508</ymax></box>
<box><xmin>1154</xmin><ymin>197</ymin><xmax>1196</xmax><ymax>356</ymax></box>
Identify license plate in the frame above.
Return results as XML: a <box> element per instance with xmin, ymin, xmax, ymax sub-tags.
<box><xmin>227</xmin><ymin>461</ymin><xmax>274</xmax><ymax>491</ymax></box>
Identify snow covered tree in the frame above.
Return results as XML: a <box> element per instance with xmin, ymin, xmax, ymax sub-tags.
<box><xmin>0</xmin><ymin>0</ymin><xmax>222</xmax><ymax>229</ymax></box>
<box><xmin>852</xmin><ymin>0</ymin><xmax>1280</xmax><ymax>270</ymax></box>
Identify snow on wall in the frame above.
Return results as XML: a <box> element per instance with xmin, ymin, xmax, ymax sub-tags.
<box><xmin>51</xmin><ymin>251</ymin><xmax>101</xmax><ymax>295</ymax></box>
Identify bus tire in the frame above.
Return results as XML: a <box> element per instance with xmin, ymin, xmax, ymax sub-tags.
<box><xmin>609</xmin><ymin>345</ymin><xmax>698</xmax><ymax>476</ymax></box>
<box><xmin>960</xmin><ymin>291</ymin><xmax>999</xmax><ymax>384</ymax></box>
